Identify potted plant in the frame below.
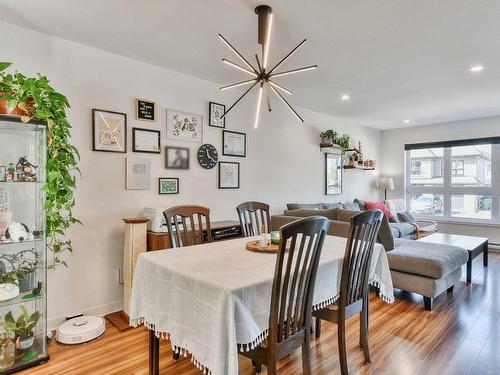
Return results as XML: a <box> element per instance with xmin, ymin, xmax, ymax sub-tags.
<box><xmin>15</xmin><ymin>250</ymin><xmax>39</xmax><ymax>293</ymax></box>
<box><xmin>0</xmin><ymin>62</ymin><xmax>81</xmax><ymax>269</ymax></box>
<box><xmin>337</xmin><ymin>134</ymin><xmax>351</xmax><ymax>151</ymax></box>
<box><xmin>4</xmin><ymin>306</ymin><xmax>40</xmax><ymax>351</ymax></box>
<box><xmin>320</xmin><ymin>129</ymin><xmax>338</xmax><ymax>145</ymax></box>
<box><xmin>0</xmin><ymin>257</ymin><xmax>19</xmax><ymax>302</ymax></box>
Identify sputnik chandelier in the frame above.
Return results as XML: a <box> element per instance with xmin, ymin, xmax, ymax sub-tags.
<box><xmin>219</xmin><ymin>5</ymin><xmax>317</xmax><ymax>128</ymax></box>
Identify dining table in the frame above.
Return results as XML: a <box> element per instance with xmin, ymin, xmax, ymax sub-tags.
<box><xmin>129</xmin><ymin>235</ymin><xmax>394</xmax><ymax>375</ymax></box>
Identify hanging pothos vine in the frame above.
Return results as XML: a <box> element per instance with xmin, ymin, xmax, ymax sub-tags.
<box><xmin>0</xmin><ymin>62</ymin><xmax>81</xmax><ymax>269</ymax></box>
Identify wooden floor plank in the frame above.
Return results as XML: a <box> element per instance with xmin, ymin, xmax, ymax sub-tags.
<box><xmin>17</xmin><ymin>252</ymin><xmax>499</xmax><ymax>375</ymax></box>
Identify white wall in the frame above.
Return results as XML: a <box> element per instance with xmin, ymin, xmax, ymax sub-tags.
<box><xmin>381</xmin><ymin>116</ymin><xmax>500</xmax><ymax>245</ymax></box>
<box><xmin>1</xmin><ymin>22</ymin><xmax>382</xmax><ymax>326</ymax></box>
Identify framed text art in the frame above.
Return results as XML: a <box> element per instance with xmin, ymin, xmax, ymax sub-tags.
<box><xmin>132</xmin><ymin>128</ymin><xmax>161</xmax><ymax>154</ymax></box>
<box><xmin>222</xmin><ymin>130</ymin><xmax>246</xmax><ymax>157</ymax></box>
<box><xmin>218</xmin><ymin>161</ymin><xmax>240</xmax><ymax>189</ymax></box>
<box><xmin>159</xmin><ymin>177</ymin><xmax>179</xmax><ymax>194</ymax></box>
<box><xmin>166</xmin><ymin>109</ymin><xmax>203</xmax><ymax>143</ymax></box>
<box><xmin>135</xmin><ymin>98</ymin><xmax>155</xmax><ymax>121</ymax></box>
<box><xmin>209</xmin><ymin>102</ymin><xmax>225</xmax><ymax>128</ymax></box>
<box><xmin>92</xmin><ymin>109</ymin><xmax>127</xmax><ymax>153</ymax></box>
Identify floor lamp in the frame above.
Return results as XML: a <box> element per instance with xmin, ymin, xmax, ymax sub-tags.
<box><xmin>379</xmin><ymin>177</ymin><xmax>395</xmax><ymax>200</ymax></box>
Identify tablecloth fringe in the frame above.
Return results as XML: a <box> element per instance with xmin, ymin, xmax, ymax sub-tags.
<box><xmin>369</xmin><ymin>276</ymin><xmax>395</xmax><ymax>304</ymax></box>
<box><xmin>129</xmin><ymin>317</ymin><xmax>212</xmax><ymax>375</ymax></box>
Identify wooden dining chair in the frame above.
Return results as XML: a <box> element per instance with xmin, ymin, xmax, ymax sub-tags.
<box><xmin>313</xmin><ymin>209</ymin><xmax>383</xmax><ymax>375</ymax></box>
<box><xmin>241</xmin><ymin>216</ymin><xmax>331</xmax><ymax>375</ymax></box>
<box><xmin>236</xmin><ymin>201</ymin><xmax>271</xmax><ymax>237</ymax></box>
<box><xmin>163</xmin><ymin>205</ymin><xmax>212</xmax><ymax>248</ymax></box>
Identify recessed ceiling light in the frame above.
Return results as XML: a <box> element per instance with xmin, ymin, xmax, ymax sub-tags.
<box><xmin>470</xmin><ymin>65</ymin><xmax>484</xmax><ymax>72</ymax></box>
<box><xmin>404</xmin><ymin>119</ymin><xmax>410</xmax><ymax>124</ymax></box>
<box><xmin>340</xmin><ymin>94</ymin><xmax>350</xmax><ymax>101</ymax></box>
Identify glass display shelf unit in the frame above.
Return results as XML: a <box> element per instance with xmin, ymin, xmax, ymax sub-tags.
<box><xmin>0</xmin><ymin>116</ymin><xmax>49</xmax><ymax>373</ymax></box>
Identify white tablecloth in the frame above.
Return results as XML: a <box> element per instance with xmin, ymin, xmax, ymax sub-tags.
<box><xmin>129</xmin><ymin>235</ymin><xmax>394</xmax><ymax>375</ymax></box>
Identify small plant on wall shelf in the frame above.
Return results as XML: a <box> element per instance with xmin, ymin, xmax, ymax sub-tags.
<box><xmin>320</xmin><ymin>130</ymin><xmax>350</xmax><ymax>151</ymax></box>
<box><xmin>0</xmin><ymin>62</ymin><xmax>81</xmax><ymax>269</ymax></box>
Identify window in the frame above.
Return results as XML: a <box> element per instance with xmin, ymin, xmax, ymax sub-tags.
<box><xmin>451</xmin><ymin>160</ymin><xmax>464</xmax><ymax>176</ymax></box>
<box><xmin>405</xmin><ymin>138</ymin><xmax>500</xmax><ymax>222</ymax></box>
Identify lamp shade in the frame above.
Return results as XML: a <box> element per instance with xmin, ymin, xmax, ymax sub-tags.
<box><xmin>379</xmin><ymin>177</ymin><xmax>395</xmax><ymax>191</ymax></box>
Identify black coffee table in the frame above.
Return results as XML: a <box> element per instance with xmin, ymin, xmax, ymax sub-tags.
<box><xmin>418</xmin><ymin>233</ymin><xmax>488</xmax><ymax>283</ymax></box>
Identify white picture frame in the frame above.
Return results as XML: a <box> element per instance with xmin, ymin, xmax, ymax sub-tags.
<box><xmin>166</xmin><ymin>109</ymin><xmax>203</xmax><ymax>143</ymax></box>
<box><xmin>126</xmin><ymin>157</ymin><xmax>151</xmax><ymax>190</ymax></box>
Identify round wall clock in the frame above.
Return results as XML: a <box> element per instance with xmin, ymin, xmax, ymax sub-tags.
<box><xmin>197</xmin><ymin>144</ymin><xmax>218</xmax><ymax>169</ymax></box>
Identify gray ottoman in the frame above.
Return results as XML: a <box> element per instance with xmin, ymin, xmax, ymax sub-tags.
<box><xmin>387</xmin><ymin>239</ymin><xmax>469</xmax><ymax>310</ymax></box>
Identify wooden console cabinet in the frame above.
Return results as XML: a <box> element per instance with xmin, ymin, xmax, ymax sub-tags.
<box><xmin>147</xmin><ymin>220</ymin><xmax>241</xmax><ymax>251</ymax></box>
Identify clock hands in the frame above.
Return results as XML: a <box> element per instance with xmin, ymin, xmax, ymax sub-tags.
<box><xmin>205</xmin><ymin>148</ymin><xmax>217</xmax><ymax>163</ymax></box>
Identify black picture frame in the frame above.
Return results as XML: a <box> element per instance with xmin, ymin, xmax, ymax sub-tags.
<box><xmin>222</xmin><ymin>130</ymin><xmax>246</xmax><ymax>157</ymax></box>
<box><xmin>209</xmin><ymin>101</ymin><xmax>225</xmax><ymax>128</ymax></box>
<box><xmin>218</xmin><ymin>161</ymin><xmax>240</xmax><ymax>189</ymax></box>
<box><xmin>92</xmin><ymin>109</ymin><xmax>127</xmax><ymax>153</ymax></box>
<box><xmin>132</xmin><ymin>128</ymin><xmax>161</xmax><ymax>154</ymax></box>
<box><xmin>165</xmin><ymin>146</ymin><xmax>190</xmax><ymax>170</ymax></box>
<box><xmin>136</xmin><ymin>98</ymin><xmax>155</xmax><ymax>122</ymax></box>
<box><xmin>158</xmin><ymin>177</ymin><xmax>179</xmax><ymax>194</ymax></box>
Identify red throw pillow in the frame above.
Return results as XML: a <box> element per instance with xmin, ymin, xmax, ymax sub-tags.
<box><xmin>365</xmin><ymin>201</ymin><xmax>394</xmax><ymax>221</ymax></box>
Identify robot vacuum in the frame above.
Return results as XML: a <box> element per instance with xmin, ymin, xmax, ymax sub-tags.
<box><xmin>57</xmin><ymin>316</ymin><xmax>105</xmax><ymax>345</ymax></box>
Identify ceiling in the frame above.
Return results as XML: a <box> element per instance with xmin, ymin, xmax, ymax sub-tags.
<box><xmin>1</xmin><ymin>0</ymin><xmax>500</xmax><ymax>130</ymax></box>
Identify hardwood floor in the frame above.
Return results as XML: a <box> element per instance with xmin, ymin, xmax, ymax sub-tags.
<box><xmin>20</xmin><ymin>252</ymin><xmax>500</xmax><ymax>375</ymax></box>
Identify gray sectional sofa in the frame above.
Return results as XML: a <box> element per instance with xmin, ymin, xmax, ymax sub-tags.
<box><xmin>272</xmin><ymin>206</ymin><xmax>469</xmax><ymax>310</ymax></box>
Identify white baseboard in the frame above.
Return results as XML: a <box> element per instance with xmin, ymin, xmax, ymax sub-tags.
<box><xmin>48</xmin><ymin>300</ymin><xmax>124</xmax><ymax>330</ymax></box>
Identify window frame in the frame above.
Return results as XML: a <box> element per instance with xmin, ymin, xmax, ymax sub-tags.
<box><xmin>405</xmin><ymin>140</ymin><xmax>500</xmax><ymax>224</ymax></box>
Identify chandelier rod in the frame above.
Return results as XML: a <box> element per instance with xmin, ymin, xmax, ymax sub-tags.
<box><xmin>221</xmin><ymin>80</ymin><xmax>260</xmax><ymax>119</ymax></box>
<box><xmin>218</xmin><ymin>34</ymin><xmax>259</xmax><ymax>74</ymax></box>
<box><xmin>269</xmin><ymin>85</ymin><xmax>304</xmax><ymax>123</ymax></box>
<box><xmin>219</xmin><ymin>78</ymin><xmax>258</xmax><ymax>91</ymax></box>
<box><xmin>267</xmin><ymin>39</ymin><xmax>307</xmax><ymax>75</ymax></box>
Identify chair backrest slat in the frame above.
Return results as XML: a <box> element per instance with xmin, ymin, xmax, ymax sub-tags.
<box><xmin>268</xmin><ymin>216</ymin><xmax>331</xmax><ymax>346</ymax></box>
<box><xmin>236</xmin><ymin>201</ymin><xmax>271</xmax><ymax>237</ymax></box>
<box><xmin>339</xmin><ymin>209</ymin><xmax>383</xmax><ymax>307</ymax></box>
<box><xmin>163</xmin><ymin>205</ymin><xmax>212</xmax><ymax>248</ymax></box>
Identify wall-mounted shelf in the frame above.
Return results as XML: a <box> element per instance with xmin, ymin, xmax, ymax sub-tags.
<box><xmin>343</xmin><ymin>165</ymin><xmax>375</xmax><ymax>171</ymax></box>
<box><xmin>319</xmin><ymin>143</ymin><xmax>343</xmax><ymax>153</ymax></box>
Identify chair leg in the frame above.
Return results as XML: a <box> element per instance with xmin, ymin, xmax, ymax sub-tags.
<box><xmin>447</xmin><ymin>285</ymin><xmax>454</xmax><ymax>294</ymax></box>
<box><xmin>302</xmin><ymin>330</ymin><xmax>312</xmax><ymax>375</ymax></box>
<box><xmin>251</xmin><ymin>360</ymin><xmax>262</xmax><ymax>373</ymax></box>
<box><xmin>173</xmin><ymin>352</ymin><xmax>180</xmax><ymax>360</ymax></box>
<box><xmin>360</xmin><ymin>305</ymin><xmax>371</xmax><ymax>363</ymax></box>
<box><xmin>315</xmin><ymin>317</ymin><xmax>322</xmax><ymax>339</ymax></box>
<box><xmin>338</xmin><ymin>315</ymin><xmax>348</xmax><ymax>375</ymax></box>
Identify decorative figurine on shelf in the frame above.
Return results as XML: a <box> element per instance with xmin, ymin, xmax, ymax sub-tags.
<box><xmin>5</xmin><ymin>222</ymin><xmax>30</xmax><ymax>242</ymax></box>
<box><xmin>16</xmin><ymin>157</ymin><xmax>38</xmax><ymax>182</ymax></box>
<box><xmin>5</xmin><ymin>164</ymin><xmax>15</xmax><ymax>182</ymax></box>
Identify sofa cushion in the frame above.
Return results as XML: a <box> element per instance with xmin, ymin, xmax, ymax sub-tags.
<box><xmin>336</xmin><ymin>209</ymin><xmax>360</xmax><ymax>222</ymax></box>
<box><xmin>343</xmin><ymin>201</ymin><xmax>361</xmax><ymax>211</ymax></box>
<box><xmin>365</xmin><ymin>201</ymin><xmax>395</xmax><ymax>221</ymax></box>
<box><xmin>330</xmin><ymin>220</ymin><xmax>351</xmax><ymax>238</ymax></box>
<box><xmin>321</xmin><ymin>202</ymin><xmax>343</xmax><ymax>209</ymax></box>
<box><xmin>287</xmin><ymin>203</ymin><xmax>322</xmax><ymax>210</ymax></box>
<box><xmin>388</xmin><ymin>239</ymin><xmax>468</xmax><ymax>279</ymax></box>
<box><xmin>354</xmin><ymin>199</ymin><xmax>366</xmax><ymax>211</ymax></box>
<box><xmin>390</xmin><ymin>223</ymin><xmax>415</xmax><ymax>238</ymax></box>
<box><xmin>398</xmin><ymin>210</ymin><xmax>417</xmax><ymax>224</ymax></box>
<box><xmin>283</xmin><ymin>208</ymin><xmax>338</xmax><ymax>220</ymax></box>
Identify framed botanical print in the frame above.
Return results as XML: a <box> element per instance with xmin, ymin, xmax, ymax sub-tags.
<box><xmin>92</xmin><ymin>109</ymin><xmax>127</xmax><ymax>153</ymax></box>
<box><xmin>222</xmin><ymin>130</ymin><xmax>246</xmax><ymax>157</ymax></box>
<box><xmin>325</xmin><ymin>152</ymin><xmax>343</xmax><ymax>195</ymax></box>
<box><xmin>209</xmin><ymin>102</ymin><xmax>225</xmax><ymax>128</ymax></box>
<box><xmin>166</xmin><ymin>109</ymin><xmax>203</xmax><ymax>143</ymax></box>
<box><xmin>165</xmin><ymin>146</ymin><xmax>189</xmax><ymax>169</ymax></box>
<box><xmin>125</xmin><ymin>157</ymin><xmax>151</xmax><ymax>190</ymax></box>
<box><xmin>0</xmin><ymin>166</ymin><xmax>5</xmax><ymax>182</ymax></box>
<box><xmin>135</xmin><ymin>98</ymin><xmax>155</xmax><ymax>122</ymax></box>
<box><xmin>218</xmin><ymin>161</ymin><xmax>240</xmax><ymax>189</ymax></box>
<box><xmin>159</xmin><ymin>177</ymin><xmax>179</xmax><ymax>194</ymax></box>
<box><xmin>132</xmin><ymin>128</ymin><xmax>160</xmax><ymax>154</ymax></box>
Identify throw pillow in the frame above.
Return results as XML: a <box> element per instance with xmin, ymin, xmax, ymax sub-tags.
<box><xmin>353</xmin><ymin>199</ymin><xmax>367</xmax><ymax>211</ymax></box>
<box><xmin>343</xmin><ymin>201</ymin><xmax>361</xmax><ymax>211</ymax></box>
<box><xmin>397</xmin><ymin>210</ymin><xmax>417</xmax><ymax>224</ymax></box>
<box><xmin>364</xmin><ymin>201</ymin><xmax>395</xmax><ymax>221</ymax></box>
